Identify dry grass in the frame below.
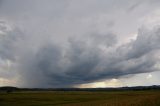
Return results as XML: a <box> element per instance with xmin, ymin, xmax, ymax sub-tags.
<box><xmin>0</xmin><ymin>90</ymin><xmax>160</xmax><ymax>106</ymax></box>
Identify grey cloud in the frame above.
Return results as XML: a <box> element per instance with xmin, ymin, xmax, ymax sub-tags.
<box><xmin>0</xmin><ymin>20</ymin><xmax>160</xmax><ymax>87</ymax></box>
<box><xmin>128</xmin><ymin>27</ymin><xmax>160</xmax><ymax>59</ymax></box>
<box><xmin>17</xmin><ymin>33</ymin><xmax>116</xmax><ymax>87</ymax></box>
<box><xmin>0</xmin><ymin>19</ymin><xmax>160</xmax><ymax>87</ymax></box>
<box><xmin>0</xmin><ymin>0</ymin><xmax>160</xmax><ymax>87</ymax></box>
<box><xmin>1</xmin><ymin>26</ymin><xmax>158</xmax><ymax>87</ymax></box>
<box><xmin>127</xmin><ymin>1</ymin><xmax>142</xmax><ymax>12</ymax></box>
<box><xmin>0</xmin><ymin>27</ymin><xmax>23</xmax><ymax>60</ymax></box>
<box><xmin>89</xmin><ymin>33</ymin><xmax>117</xmax><ymax>47</ymax></box>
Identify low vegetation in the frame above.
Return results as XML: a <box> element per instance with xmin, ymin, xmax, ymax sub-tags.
<box><xmin>0</xmin><ymin>90</ymin><xmax>160</xmax><ymax>106</ymax></box>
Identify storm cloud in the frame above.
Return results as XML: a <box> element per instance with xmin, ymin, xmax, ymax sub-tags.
<box><xmin>0</xmin><ymin>20</ymin><xmax>160</xmax><ymax>87</ymax></box>
<box><xmin>0</xmin><ymin>0</ymin><xmax>160</xmax><ymax>87</ymax></box>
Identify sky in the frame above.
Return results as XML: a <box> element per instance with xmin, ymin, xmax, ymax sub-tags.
<box><xmin>0</xmin><ymin>0</ymin><xmax>160</xmax><ymax>88</ymax></box>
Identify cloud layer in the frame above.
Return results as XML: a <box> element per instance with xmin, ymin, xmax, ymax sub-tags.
<box><xmin>0</xmin><ymin>0</ymin><xmax>160</xmax><ymax>87</ymax></box>
<box><xmin>0</xmin><ymin>20</ymin><xmax>160</xmax><ymax>87</ymax></box>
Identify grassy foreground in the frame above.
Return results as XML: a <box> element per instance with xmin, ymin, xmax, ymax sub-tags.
<box><xmin>0</xmin><ymin>90</ymin><xmax>160</xmax><ymax>106</ymax></box>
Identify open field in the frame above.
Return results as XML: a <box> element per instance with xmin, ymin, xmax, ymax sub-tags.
<box><xmin>0</xmin><ymin>90</ymin><xmax>160</xmax><ymax>106</ymax></box>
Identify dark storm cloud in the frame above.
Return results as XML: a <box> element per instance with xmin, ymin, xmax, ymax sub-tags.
<box><xmin>16</xmin><ymin>33</ymin><xmax>118</xmax><ymax>87</ymax></box>
<box><xmin>1</xmin><ymin>22</ymin><xmax>159</xmax><ymax>87</ymax></box>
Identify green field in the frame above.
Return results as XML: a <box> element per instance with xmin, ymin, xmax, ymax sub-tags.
<box><xmin>0</xmin><ymin>90</ymin><xmax>160</xmax><ymax>106</ymax></box>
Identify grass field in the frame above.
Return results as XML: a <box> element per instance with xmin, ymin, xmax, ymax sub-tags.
<box><xmin>0</xmin><ymin>90</ymin><xmax>160</xmax><ymax>106</ymax></box>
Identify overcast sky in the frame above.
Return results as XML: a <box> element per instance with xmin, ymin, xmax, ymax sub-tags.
<box><xmin>0</xmin><ymin>0</ymin><xmax>160</xmax><ymax>88</ymax></box>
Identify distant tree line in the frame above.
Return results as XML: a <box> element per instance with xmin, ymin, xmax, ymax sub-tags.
<box><xmin>0</xmin><ymin>85</ymin><xmax>160</xmax><ymax>92</ymax></box>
